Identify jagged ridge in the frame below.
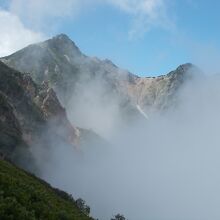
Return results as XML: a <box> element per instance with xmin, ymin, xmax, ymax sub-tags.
<box><xmin>0</xmin><ymin>34</ymin><xmax>200</xmax><ymax>135</ymax></box>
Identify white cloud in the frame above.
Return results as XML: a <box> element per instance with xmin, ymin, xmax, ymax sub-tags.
<box><xmin>0</xmin><ymin>0</ymin><xmax>172</xmax><ymax>56</ymax></box>
<box><xmin>7</xmin><ymin>0</ymin><xmax>171</xmax><ymax>39</ymax></box>
<box><xmin>106</xmin><ymin>0</ymin><xmax>172</xmax><ymax>39</ymax></box>
<box><xmin>9</xmin><ymin>0</ymin><xmax>89</xmax><ymax>30</ymax></box>
<box><xmin>107</xmin><ymin>0</ymin><xmax>164</xmax><ymax>17</ymax></box>
<box><xmin>0</xmin><ymin>9</ymin><xmax>44</xmax><ymax>57</ymax></box>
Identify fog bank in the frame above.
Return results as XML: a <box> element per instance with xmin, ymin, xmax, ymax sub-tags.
<box><xmin>32</xmin><ymin>71</ymin><xmax>220</xmax><ymax>220</ymax></box>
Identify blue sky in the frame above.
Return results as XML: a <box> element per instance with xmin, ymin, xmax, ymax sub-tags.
<box><xmin>0</xmin><ymin>0</ymin><xmax>220</xmax><ymax>76</ymax></box>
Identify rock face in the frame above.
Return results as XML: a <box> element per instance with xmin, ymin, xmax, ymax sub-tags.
<box><xmin>121</xmin><ymin>63</ymin><xmax>197</xmax><ymax>111</ymax></box>
<box><xmin>0</xmin><ymin>61</ymin><xmax>79</xmax><ymax>170</ymax></box>
<box><xmin>1</xmin><ymin>34</ymin><xmax>81</xmax><ymax>104</ymax></box>
<box><xmin>0</xmin><ymin>34</ymin><xmax>199</xmax><ymax>136</ymax></box>
<box><xmin>0</xmin><ymin>92</ymin><xmax>23</xmax><ymax>157</ymax></box>
<box><xmin>1</xmin><ymin>34</ymin><xmax>197</xmax><ymax>106</ymax></box>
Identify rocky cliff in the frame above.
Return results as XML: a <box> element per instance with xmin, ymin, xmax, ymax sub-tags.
<box><xmin>0</xmin><ymin>61</ymin><xmax>80</xmax><ymax>170</ymax></box>
<box><xmin>1</xmin><ymin>34</ymin><xmax>198</xmax><ymax>108</ymax></box>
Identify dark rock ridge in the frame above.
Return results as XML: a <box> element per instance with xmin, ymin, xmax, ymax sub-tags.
<box><xmin>0</xmin><ymin>92</ymin><xmax>23</xmax><ymax>157</ymax></box>
<box><xmin>0</xmin><ymin>61</ymin><xmax>80</xmax><ymax>171</ymax></box>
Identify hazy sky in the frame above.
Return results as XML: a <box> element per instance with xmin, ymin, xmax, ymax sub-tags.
<box><xmin>1</xmin><ymin>0</ymin><xmax>220</xmax><ymax>76</ymax></box>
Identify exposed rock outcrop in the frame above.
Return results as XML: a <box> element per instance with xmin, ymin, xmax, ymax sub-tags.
<box><xmin>0</xmin><ymin>61</ymin><xmax>80</xmax><ymax>170</ymax></box>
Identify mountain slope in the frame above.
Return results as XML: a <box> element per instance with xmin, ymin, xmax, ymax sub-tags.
<box><xmin>0</xmin><ymin>34</ymin><xmax>199</xmax><ymax>136</ymax></box>
<box><xmin>0</xmin><ymin>34</ymin><xmax>133</xmax><ymax>104</ymax></box>
<box><xmin>122</xmin><ymin>63</ymin><xmax>197</xmax><ymax>111</ymax></box>
<box><xmin>0</xmin><ymin>159</ymin><xmax>92</xmax><ymax>220</ymax></box>
<box><xmin>0</xmin><ymin>61</ymin><xmax>80</xmax><ymax>171</ymax></box>
<box><xmin>0</xmin><ymin>92</ymin><xmax>23</xmax><ymax>157</ymax></box>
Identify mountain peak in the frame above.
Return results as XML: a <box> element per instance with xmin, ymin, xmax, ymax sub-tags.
<box><xmin>44</xmin><ymin>33</ymin><xmax>81</xmax><ymax>56</ymax></box>
<box><xmin>52</xmin><ymin>33</ymin><xmax>72</xmax><ymax>42</ymax></box>
<box><xmin>166</xmin><ymin>63</ymin><xmax>199</xmax><ymax>78</ymax></box>
<box><xmin>176</xmin><ymin>63</ymin><xmax>195</xmax><ymax>72</ymax></box>
<box><xmin>48</xmin><ymin>33</ymin><xmax>76</xmax><ymax>46</ymax></box>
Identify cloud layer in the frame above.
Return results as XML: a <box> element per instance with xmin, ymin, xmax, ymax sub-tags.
<box><xmin>33</xmin><ymin>71</ymin><xmax>220</xmax><ymax>220</ymax></box>
<box><xmin>0</xmin><ymin>0</ymin><xmax>171</xmax><ymax>57</ymax></box>
<box><xmin>0</xmin><ymin>9</ymin><xmax>44</xmax><ymax>57</ymax></box>
<box><xmin>107</xmin><ymin>0</ymin><xmax>171</xmax><ymax>39</ymax></box>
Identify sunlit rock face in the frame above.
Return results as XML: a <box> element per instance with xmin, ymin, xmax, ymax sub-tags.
<box><xmin>122</xmin><ymin>63</ymin><xmax>198</xmax><ymax>112</ymax></box>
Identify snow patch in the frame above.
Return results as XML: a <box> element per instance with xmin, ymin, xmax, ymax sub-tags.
<box><xmin>136</xmin><ymin>105</ymin><xmax>149</xmax><ymax>120</ymax></box>
<box><xmin>64</xmin><ymin>54</ymin><xmax>70</xmax><ymax>62</ymax></box>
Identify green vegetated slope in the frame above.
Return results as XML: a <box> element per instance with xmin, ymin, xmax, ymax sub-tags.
<box><xmin>0</xmin><ymin>159</ymin><xmax>93</xmax><ymax>220</ymax></box>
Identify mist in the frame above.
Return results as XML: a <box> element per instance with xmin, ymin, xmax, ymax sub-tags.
<box><xmin>30</xmin><ymin>69</ymin><xmax>220</xmax><ymax>220</ymax></box>
<box><xmin>67</xmin><ymin>76</ymin><xmax>123</xmax><ymax>139</ymax></box>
